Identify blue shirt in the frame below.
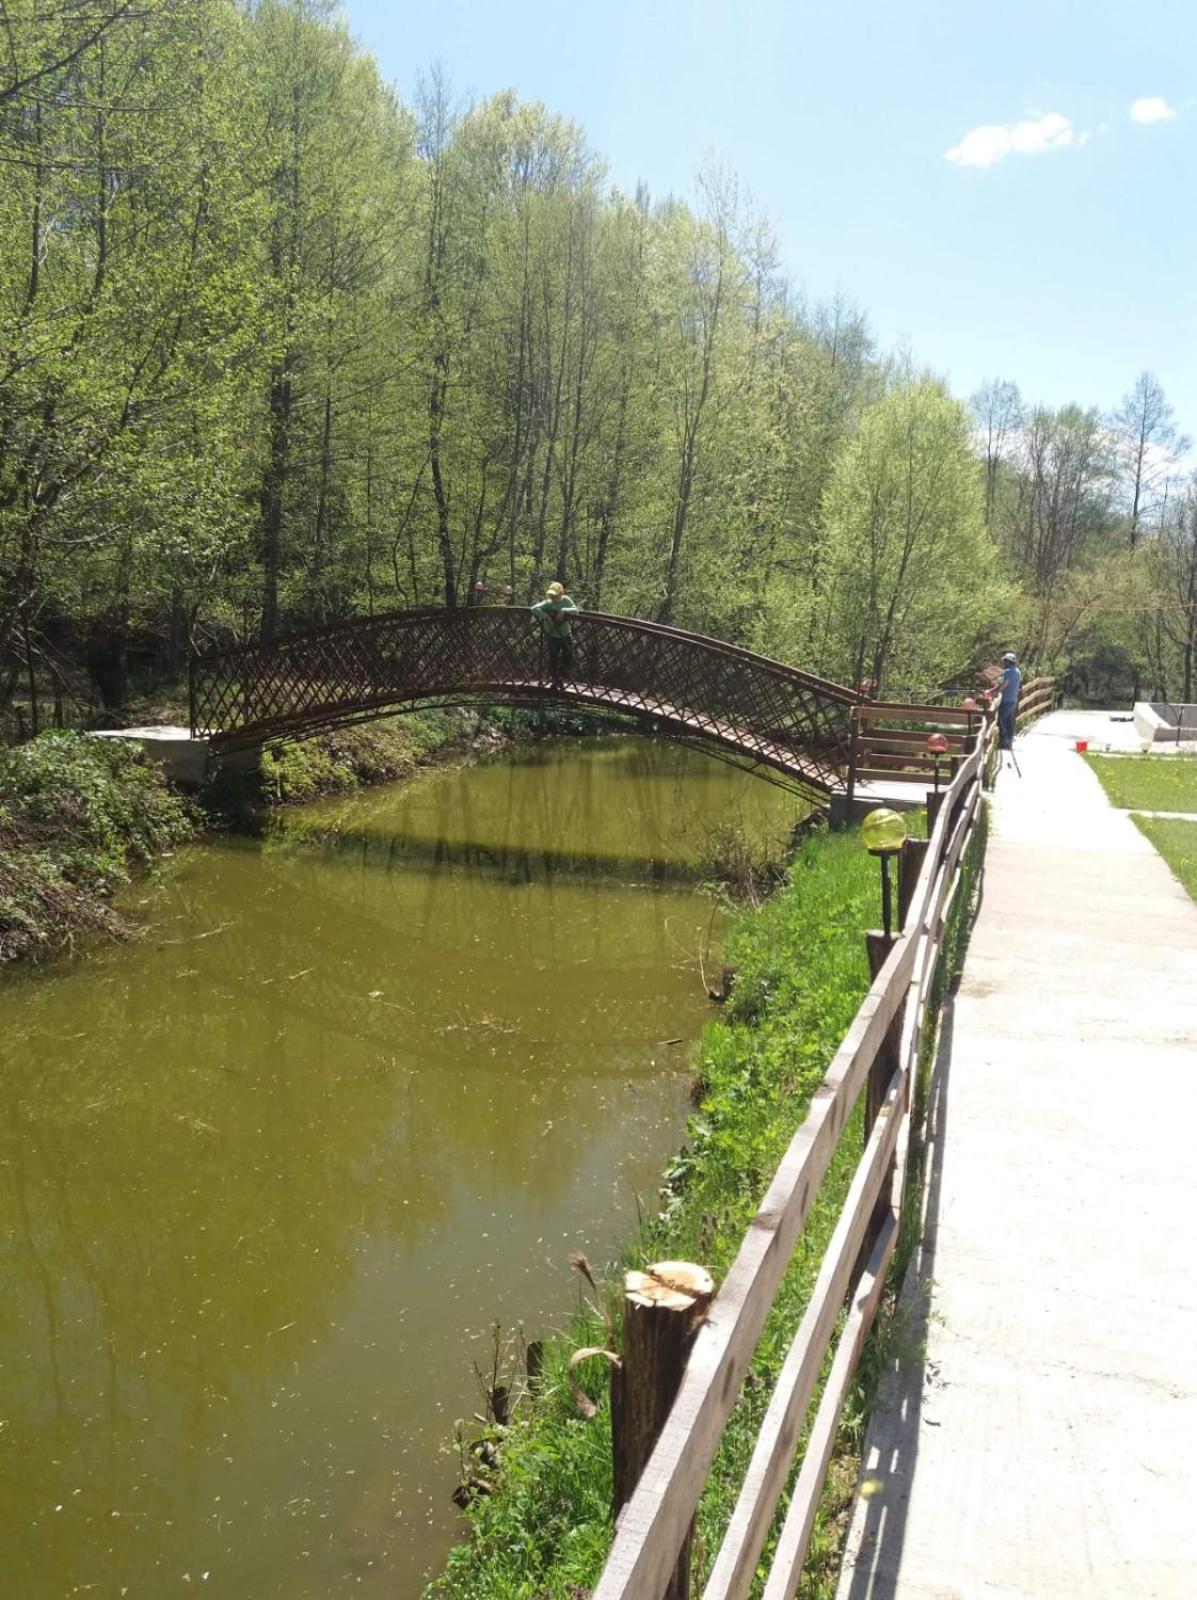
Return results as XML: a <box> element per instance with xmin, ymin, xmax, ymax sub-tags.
<box><xmin>1000</xmin><ymin>664</ymin><xmax>1021</xmax><ymax>708</ymax></box>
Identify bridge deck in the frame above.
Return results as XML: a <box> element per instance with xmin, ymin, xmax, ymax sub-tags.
<box><xmin>837</xmin><ymin>710</ymin><xmax>1197</xmax><ymax>1600</ymax></box>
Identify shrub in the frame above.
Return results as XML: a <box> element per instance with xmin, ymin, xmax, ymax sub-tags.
<box><xmin>0</xmin><ymin>731</ymin><xmax>194</xmax><ymax>963</ymax></box>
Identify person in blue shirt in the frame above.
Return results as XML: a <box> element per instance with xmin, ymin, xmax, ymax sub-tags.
<box><xmin>996</xmin><ymin>651</ymin><xmax>1021</xmax><ymax>749</ymax></box>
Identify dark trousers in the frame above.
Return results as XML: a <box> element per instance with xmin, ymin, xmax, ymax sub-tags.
<box><xmin>548</xmin><ymin>637</ymin><xmax>572</xmax><ymax>683</ymax></box>
<box><xmin>998</xmin><ymin>701</ymin><xmax>1016</xmax><ymax>749</ymax></box>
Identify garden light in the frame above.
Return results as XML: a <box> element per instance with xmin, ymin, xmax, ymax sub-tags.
<box><xmin>927</xmin><ymin>731</ymin><xmax>948</xmax><ymax>794</ymax></box>
<box><xmin>862</xmin><ymin>807</ymin><xmax>907</xmax><ymax>855</ymax></box>
<box><xmin>861</xmin><ymin>807</ymin><xmax>907</xmax><ymax>940</ymax></box>
<box><xmin>961</xmin><ymin>696</ymin><xmax>980</xmax><ymax>753</ymax></box>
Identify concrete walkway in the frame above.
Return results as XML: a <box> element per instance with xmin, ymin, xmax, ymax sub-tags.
<box><xmin>836</xmin><ymin>709</ymin><xmax>1197</xmax><ymax>1600</ymax></box>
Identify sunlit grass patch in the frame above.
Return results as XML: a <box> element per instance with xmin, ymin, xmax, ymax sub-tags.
<box><xmin>1133</xmin><ymin>815</ymin><xmax>1197</xmax><ymax>901</ymax></box>
<box><xmin>1084</xmin><ymin>753</ymin><xmax>1197</xmax><ymax>814</ymax></box>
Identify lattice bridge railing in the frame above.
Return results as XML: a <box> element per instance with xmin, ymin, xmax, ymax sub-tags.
<box><xmin>189</xmin><ymin>608</ymin><xmax>860</xmax><ymax>795</ymax></box>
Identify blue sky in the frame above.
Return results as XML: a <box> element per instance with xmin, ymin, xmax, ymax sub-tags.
<box><xmin>343</xmin><ymin>0</ymin><xmax>1197</xmax><ymax>439</ymax></box>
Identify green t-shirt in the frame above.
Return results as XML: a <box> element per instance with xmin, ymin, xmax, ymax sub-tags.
<box><xmin>531</xmin><ymin>596</ymin><xmax>578</xmax><ymax>639</ymax></box>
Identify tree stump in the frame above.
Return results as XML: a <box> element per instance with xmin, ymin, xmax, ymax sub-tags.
<box><xmin>611</xmin><ymin>1261</ymin><xmax>715</xmax><ymax>1600</ymax></box>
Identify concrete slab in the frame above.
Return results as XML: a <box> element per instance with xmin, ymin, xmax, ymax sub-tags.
<box><xmin>91</xmin><ymin>725</ymin><xmax>210</xmax><ymax>786</ymax></box>
<box><xmin>835</xmin><ymin>709</ymin><xmax>1197</xmax><ymax>1600</ymax></box>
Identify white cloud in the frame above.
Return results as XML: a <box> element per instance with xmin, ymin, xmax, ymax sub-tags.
<box><xmin>1130</xmin><ymin>96</ymin><xmax>1175</xmax><ymax>124</ymax></box>
<box><xmin>945</xmin><ymin>112</ymin><xmax>1077</xmax><ymax>169</ymax></box>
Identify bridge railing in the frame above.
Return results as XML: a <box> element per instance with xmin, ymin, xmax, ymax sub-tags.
<box><xmin>591</xmin><ymin>720</ymin><xmax>995</xmax><ymax>1600</ymax></box>
<box><xmin>189</xmin><ymin>607</ymin><xmax>860</xmax><ymax>792</ymax></box>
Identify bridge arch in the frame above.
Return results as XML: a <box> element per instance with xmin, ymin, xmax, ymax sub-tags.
<box><xmin>189</xmin><ymin>608</ymin><xmax>859</xmax><ymax>797</ymax></box>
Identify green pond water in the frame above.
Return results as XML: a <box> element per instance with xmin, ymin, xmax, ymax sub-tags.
<box><xmin>0</xmin><ymin>737</ymin><xmax>796</xmax><ymax>1598</ymax></box>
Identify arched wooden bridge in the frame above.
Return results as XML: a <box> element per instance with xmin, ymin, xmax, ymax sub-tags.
<box><xmin>188</xmin><ymin>607</ymin><xmax>861</xmax><ymax>795</ymax></box>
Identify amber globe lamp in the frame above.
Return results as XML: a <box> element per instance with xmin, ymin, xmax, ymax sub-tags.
<box><xmin>861</xmin><ymin>807</ymin><xmax>907</xmax><ymax>939</ymax></box>
<box><xmin>862</xmin><ymin>807</ymin><xmax>907</xmax><ymax>855</ymax></box>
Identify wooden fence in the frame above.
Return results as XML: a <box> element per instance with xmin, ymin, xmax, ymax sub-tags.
<box><xmin>1014</xmin><ymin>676</ymin><xmax>1056</xmax><ymax>727</ymax></box>
<box><xmin>846</xmin><ymin>678</ymin><xmax>1056</xmax><ymax>800</ymax></box>
<box><xmin>592</xmin><ymin>712</ymin><xmax>998</xmax><ymax>1600</ymax></box>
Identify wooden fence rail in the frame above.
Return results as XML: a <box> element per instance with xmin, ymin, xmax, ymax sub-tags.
<box><xmin>1015</xmin><ymin>676</ymin><xmax>1056</xmax><ymax>726</ymax></box>
<box><xmin>592</xmin><ymin>713</ymin><xmax>997</xmax><ymax>1600</ymax></box>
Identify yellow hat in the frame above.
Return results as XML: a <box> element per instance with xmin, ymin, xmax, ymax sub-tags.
<box><xmin>546</xmin><ymin>582</ymin><xmax>564</xmax><ymax>598</ymax></box>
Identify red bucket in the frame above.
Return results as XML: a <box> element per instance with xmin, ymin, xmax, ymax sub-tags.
<box><xmin>1075</xmin><ymin>739</ymin><xmax>1089</xmax><ymax>753</ymax></box>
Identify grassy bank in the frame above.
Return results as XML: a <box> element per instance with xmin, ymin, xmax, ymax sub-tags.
<box><xmin>1133</xmin><ymin>815</ymin><xmax>1197</xmax><ymax>900</ymax></box>
<box><xmin>0</xmin><ymin>731</ymin><xmax>195</xmax><ymax>964</ymax></box>
<box><xmin>429</xmin><ymin>825</ymin><xmax>881</xmax><ymax>1599</ymax></box>
<box><xmin>1083</xmin><ymin>752</ymin><xmax>1197</xmax><ymax>813</ymax></box>
<box><xmin>257</xmin><ymin>710</ymin><xmax>467</xmax><ymax>804</ymax></box>
<box><xmin>235</xmin><ymin>706</ymin><xmax>612</xmax><ymax>807</ymax></box>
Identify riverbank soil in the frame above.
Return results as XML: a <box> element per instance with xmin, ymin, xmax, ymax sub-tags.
<box><xmin>836</xmin><ymin>709</ymin><xmax>1197</xmax><ymax>1600</ymax></box>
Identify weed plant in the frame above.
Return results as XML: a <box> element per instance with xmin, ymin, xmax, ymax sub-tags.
<box><xmin>429</xmin><ymin>827</ymin><xmax>879</xmax><ymax>1599</ymax></box>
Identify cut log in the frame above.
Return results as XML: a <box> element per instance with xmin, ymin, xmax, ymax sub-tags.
<box><xmin>612</xmin><ymin>1262</ymin><xmax>715</xmax><ymax>1600</ymax></box>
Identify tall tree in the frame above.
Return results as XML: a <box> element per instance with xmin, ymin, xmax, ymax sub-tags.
<box><xmin>817</xmin><ymin>378</ymin><xmax>1004</xmax><ymax>692</ymax></box>
<box><xmin>1111</xmin><ymin>371</ymin><xmax>1188</xmax><ymax>550</ymax></box>
<box><xmin>971</xmin><ymin>378</ymin><xmax>1023</xmax><ymax>532</ymax></box>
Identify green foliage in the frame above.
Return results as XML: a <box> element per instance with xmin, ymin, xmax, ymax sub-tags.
<box><xmin>1133</xmin><ymin>815</ymin><xmax>1197</xmax><ymax>900</ymax></box>
<box><xmin>0</xmin><ymin>732</ymin><xmax>194</xmax><ymax>962</ymax></box>
<box><xmin>1084</xmin><ymin>753</ymin><xmax>1197</xmax><ymax>814</ymax></box>
<box><xmin>429</xmin><ymin>828</ymin><xmax>877</xmax><ymax>1598</ymax></box>
<box><xmin>260</xmin><ymin>711</ymin><xmax>457</xmax><ymax>803</ymax></box>
<box><xmin>4</xmin><ymin>1</ymin><xmax>986</xmax><ymax>708</ymax></box>
<box><xmin>813</xmin><ymin>378</ymin><xmax>1010</xmax><ymax>693</ymax></box>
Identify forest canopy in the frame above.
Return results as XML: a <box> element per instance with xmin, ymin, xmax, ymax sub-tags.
<box><xmin>1</xmin><ymin>0</ymin><xmax>1194</xmax><ymax>708</ymax></box>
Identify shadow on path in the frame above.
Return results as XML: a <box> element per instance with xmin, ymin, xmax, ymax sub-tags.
<box><xmin>839</xmin><ymin>995</ymin><xmax>958</xmax><ymax>1598</ymax></box>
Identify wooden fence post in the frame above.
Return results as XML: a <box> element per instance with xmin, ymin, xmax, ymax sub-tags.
<box><xmin>863</xmin><ymin>835</ymin><xmax>919</xmax><ymax>1204</ymax></box>
<box><xmin>898</xmin><ymin>837</ymin><xmax>930</xmax><ymax>931</ymax></box>
<box><xmin>925</xmin><ymin>787</ymin><xmax>944</xmax><ymax>834</ymax></box>
<box><xmin>844</xmin><ymin>705</ymin><xmax>861</xmax><ymax>817</ymax></box>
<box><xmin>612</xmin><ymin>1262</ymin><xmax>715</xmax><ymax>1600</ymax></box>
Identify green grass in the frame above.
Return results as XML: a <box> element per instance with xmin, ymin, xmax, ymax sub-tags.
<box><xmin>1133</xmin><ymin>816</ymin><xmax>1197</xmax><ymax>901</ymax></box>
<box><xmin>429</xmin><ymin>825</ymin><xmax>886</xmax><ymax>1599</ymax></box>
<box><xmin>0</xmin><ymin>730</ymin><xmax>195</xmax><ymax>963</ymax></box>
<box><xmin>1083</xmin><ymin>753</ymin><xmax>1197</xmax><ymax>814</ymax></box>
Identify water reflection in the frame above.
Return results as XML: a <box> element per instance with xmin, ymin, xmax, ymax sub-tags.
<box><xmin>0</xmin><ymin>738</ymin><xmax>795</xmax><ymax>1597</ymax></box>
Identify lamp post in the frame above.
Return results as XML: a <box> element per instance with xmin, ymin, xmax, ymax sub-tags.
<box><xmin>927</xmin><ymin>731</ymin><xmax>948</xmax><ymax>793</ymax></box>
<box><xmin>861</xmin><ymin>806</ymin><xmax>908</xmax><ymax>943</ymax></box>
<box><xmin>961</xmin><ymin>695</ymin><xmax>979</xmax><ymax>751</ymax></box>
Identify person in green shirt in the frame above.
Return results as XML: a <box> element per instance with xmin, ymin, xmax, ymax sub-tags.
<box><xmin>531</xmin><ymin>581</ymin><xmax>579</xmax><ymax>686</ymax></box>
